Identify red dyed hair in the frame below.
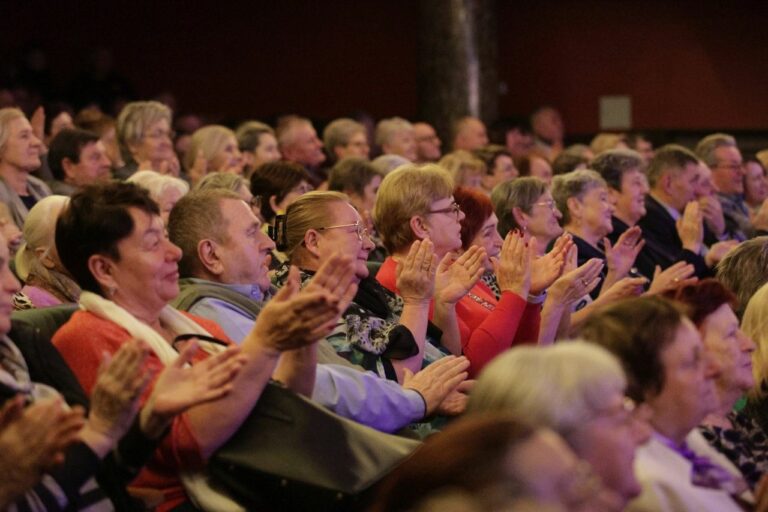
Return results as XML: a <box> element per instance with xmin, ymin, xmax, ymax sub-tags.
<box><xmin>665</xmin><ymin>278</ymin><xmax>737</xmax><ymax>327</ymax></box>
<box><xmin>455</xmin><ymin>186</ymin><xmax>494</xmax><ymax>250</ymax></box>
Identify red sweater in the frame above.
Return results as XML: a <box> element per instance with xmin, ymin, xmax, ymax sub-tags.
<box><xmin>376</xmin><ymin>256</ymin><xmax>540</xmax><ymax>376</ymax></box>
<box><xmin>52</xmin><ymin>310</ymin><xmax>231</xmax><ymax>512</ymax></box>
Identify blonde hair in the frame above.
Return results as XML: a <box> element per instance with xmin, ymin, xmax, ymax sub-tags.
<box><xmin>116</xmin><ymin>101</ymin><xmax>172</xmax><ymax>162</ymax></box>
<box><xmin>468</xmin><ymin>341</ymin><xmax>626</xmax><ymax>436</ymax></box>
<box><xmin>15</xmin><ymin>195</ymin><xmax>70</xmax><ymax>281</ymax></box>
<box><xmin>281</xmin><ymin>191</ymin><xmax>349</xmax><ymax>258</ymax></box>
<box><xmin>184</xmin><ymin>125</ymin><xmax>236</xmax><ymax>172</ymax></box>
<box><xmin>742</xmin><ymin>282</ymin><xmax>768</xmax><ymax>397</ymax></box>
<box><xmin>372</xmin><ymin>163</ymin><xmax>454</xmax><ymax>253</ymax></box>
<box><xmin>127</xmin><ymin>170</ymin><xmax>189</xmax><ymax>205</ymax></box>
<box><xmin>0</xmin><ymin>108</ymin><xmax>26</xmax><ymax>159</ymax></box>
<box><xmin>439</xmin><ymin>150</ymin><xmax>486</xmax><ymax>187</ymax></box>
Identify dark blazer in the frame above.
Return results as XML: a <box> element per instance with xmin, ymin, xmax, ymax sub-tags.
<box><xmin>635</xmin><ymin>195</ymin><xmax>710</xmax><ymax>278</ymax></box>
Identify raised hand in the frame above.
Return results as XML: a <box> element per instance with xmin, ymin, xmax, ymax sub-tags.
<box><xmin>30</xmin><ymin>106</ymin><xmax>45</xmax><ymax>146</ymax></box>
<box><xmin>434</xmin><ymin>245</ymin><xmax>486</xmax><ymax>304</ymax></box>
<box><xmin>139</xmin><ymin>341</ymin><xmax>247</xmax><ymax>439</ymax></box>
<box><xmin>595</xmin><ymin>276</ymin><xmax>647</xmax><ymax>305</ymax></box>
<box><xmin>492</xmin><ymin>231</ymin><xmax>532</xmax><ymax>299</ymax></box>
<box><xmin>704</xmin><ymin>240</ymin><xmax>740</xmax><ymax>268</ymax></box>
<box><xmin>530</xmin><ymin>234</ymin><xmax>566</xmax><ymax>294</ymax></box>
<box><xmin>699</xmin><ymin>196</ymin><xmax>726</xmax><ymax>237</ymax></box>
<box><xmin>187</xmin><ymin>150</ymin><xmax>208</xmax><ymax>185</ymax></box>
<box><xmin>676</xmin><ymin>201</ymin><xmax>704</xmax><ymax>254</ymax></box>
<box><xmin>397</xmin><ymin>238</ymin><xmax>437</xmax><ymax>305</ymax></box>
<box><xmin>646</xmin><ymin>262</ymin><xmax>697</xmax><ymax>295</ymax></box>
<box><xmin>401</xmin><ymin>356</ymin><xmax>470</xmax><ymax>416</ymax></box>
<box><xmin>547</xmin><ymin>258</ymin><xmax>605</xmax><ymax>307</ymax></box>
<box><xmin>604</xmin><ymin>225</ymin><xmax>644</xmax><ymax>278</ymax></box>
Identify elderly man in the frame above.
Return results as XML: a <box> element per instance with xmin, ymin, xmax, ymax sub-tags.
<box><xmin>276</xmin><ymin>115</ymin><xmax>327</xmax><ymax>187</ymax></box>
<box><xmin>167</xmin><ymin>189</ymin><xmax>469</xmax><ymax>432</ymax></box>
<box><xmin>451</xmin><ymin>116</ymin><xmax>488</xmax><ymax>152</ymax></box>
<box><xmin>322</xmin><ymin>118</ymin><xmax>370</xmax><ymax>162</ymax></box>
<box><xmin>695</xmin><ymin>133</ymin><xmax>768</xmax><ymax>240</ymax></box>
<box><xmin>47</xmin><ymin>128</ymin><xmax>112</xmax><ymax>196</ymax></box>
<box><xmin>412</xmin><ymin>122</ymin><xmax>441</xmax><ymax>163</ymax></box>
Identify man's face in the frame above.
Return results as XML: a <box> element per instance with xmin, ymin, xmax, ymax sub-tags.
<box><xmin>454</xmin><ymin>118</ymin><xmax>488</xmax><ymax>151</ymax></box>
<box><xmin>336</xmin><ymin>131</ymin><xmax>370</xmax><ymax>160</ymax></box>
<box><xmin>65</xmin><ymin>140</ymin><xmax>112</xmax><ymax>187</ymax></box>
<box><xmin>533</xmin><ymin>109</ymin><xmax>564</xmax><ymax>142</ymax></box>
<box><xmin>413</xmin><ymin>123</ymin><xmax>441</xmax><ymax>162</ymax></box>
<box><xmin>284</xmin><ymin>123</ymin><xmax>326</xmax><ymax>168</ymax></box>
<box><xmin>710</xmin><ymin>145</ymin><xmax>745</xmax><ymax>195</ymax></box>
<box><xmin>667</xmin><ymin>162</ymin><xmax>699</xmax><ymax>211</ymax></box>
<box><xmin>215</xmin><ymin>199</ymin><xmax>276</xmax><ymax>292</ymax></box>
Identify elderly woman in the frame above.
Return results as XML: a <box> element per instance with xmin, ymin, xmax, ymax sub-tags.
<box><xmin>184</xmin><ymin>125</ymin><xmax>244</xmax><ymax>181</ymax></box>
<box><xmin>372</xmin><ymin>414</ymin><xmax>609</xmax><ymax>512</ymax></box>
<box><xmin>235</xmin><ymin>120</ymin><xmax>280</xmax><ymax>178</ymax></box>
<box><xmin>438</xmin><ymin>150</ymin><xmax>486</xmax><ymax>190</ymax></box>
<box><xmin>127</xmin><ymin>169</ymin><xmax>189</xmax><ymax>225</ymax></box>
<box><xmin>468</xmin><ymin>341</ymin><xmax>651</xmax><ymax>509</ymax></box>
<box><xmin>51</xmin><ymin>182</ymin><xmax>353</xmax><ymax>510</ymax></box>
<box><xmin>744</xmin><ymin>157</ymin><xmax>768</xmax><ymax>215</ymax></box>
<box><xmin>0</xmin><ymin>202</ymin><xmax>22</xmax><ymax>255</ymax></box>
<box><xmin>374</xmin><ymin>164</ymin><xmax>547</xmax><ymax>375</ymax></box>
<box><xmin>0</xmin><ymin>108</ymin><xmax>51</xmax><ymax>229</ymax></box>
<box><xmin>668</xmin><ymin>279</ymin><xmax>766</xmax><ymax>490</ymax></box>
<box><xmin>717</xmin><ymin>236</ymin><xmax>768</xmax><ymax>319</ymax></box>
<box><xmin>115</xmin><ymin>101</ymin><xmax>179</xmax><ymax>179</ymax></box>
<box><xmin>274</xmin><ymin>190</ymin><xmax>444</xmax><ymax>381</ymax></box>
<box><xmin>13</xmin><ymin>195</ymin><xmax>80</xmax><ymax>309</ymax></box>
<box><xmin>580</xmin><ymin>296</ymin><xmax>752</xmax><ymax>512</ymax></box>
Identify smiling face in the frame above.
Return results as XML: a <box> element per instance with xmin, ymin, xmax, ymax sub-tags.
<box><xmin>215</xmin><ymin>198</ymin><xmax>276</xmax><ymax>291</ymax></box>
<box><xmin>0</xmin><ymin>233</ymin><xmax>21</xmax><ymax>334</ymax></box>
<box><xmin>744</xmin><ymin>161</ymin><xmax>768</xmax><ymax>207</ymax></box>
<box><xmin>1</xmin><ymin>116</ymin><xmax>43</xmax><ymax>172</ymax></box>
<box><xmin>107</xmin><ymin>208</ymin><xmax>182</xmax><ymax>316</ymax></box>
<box><xmin>130</xmin><ymin>118</ymin><xmax>176</xmax><ymax>168</ymax></box>
<box><xmin>65</xmin><ymin>140</ymin><xmax>112</xmax><ymax>187</ymax></box>
<box><xmin>711</xmin><ymin>145</ymin><xmax>745</xmax><ymax>195</ymax></box>
<box><xmin>612</xmin><ymin>168</ymin><xmax>649</xmax><ymax>225</ymax></box>
<box><xmin>314</xmin><ymin>201</ymin><xmax>375</xmax><ymax>280</ymax></box>
<box><xmin>700</xmin><ymin>303</ymin><xmax>756</xmax><ymax>395</ymax></box>
<box><xmin>520</xmin><ymin>191</ymin><xmax>563</xmax><ymax>245</ymax></box>
<box><xmin>666</xmin><ymin>162</ymin><xmax>700</xmax><ymax>212</ymax></box>
<box><xmin>471</xmin><ymin>213</ymin><xmax>504</xmax><ymax>270</ymax></box>
<box><xmin>572</xmin><ymin>185</ymin><xmax>614</xmax><ymax>240</ymax></box>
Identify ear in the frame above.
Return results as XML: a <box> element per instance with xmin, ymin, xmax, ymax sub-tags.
<box><xmin>197</xmin><ymin>239</ymin><xmax>224</xmax><ymax>276</ymax></box>
<box><xmin>34</xmin><ymin>247</ymin><xmax>56</xmax><ymax>270</ymax></box>
<box><xmin>87</xmin><ymin>254</ymin><xmax>117</xmax><ymax>292</ymax></box>
<box><xmin>608</xmin><ymin>187</ymin><xmax>622</xmax><ymax>205</ymax></box>
<box><xmin>61</xmin><ymin>157</ymin><xmax>77</xmax><ymax>181</ymax></box>
<box><xmin>268</xmin><ymin>194</ymin><xmax>281</xmax><ymax>215</ymax></box>
<box><xmin>409</xmin><ymin>215</ymin><xmax>430</xmax><ymax>240</ymax></box>
<box><xmin>566</xmin><ymin>196</ymin><xmax>583</xmax><ymax>220</ymax></box>
<box><xmin>511</xmin><ymin>206</ymin><xmax>528</xmax><ymax>230</ymax></box>
<box><xmin>302</xmin><ymin>228</ymin><xmax>322</xmax><ymax>257</ymax></box>
<box><xmin>660</xmin><ymin>173</ymin><xmax>673</xmax><ymax>195</ymax></box>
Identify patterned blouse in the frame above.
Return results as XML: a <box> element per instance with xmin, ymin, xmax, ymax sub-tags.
<box><xmin>699</xmin><ymin>410</ymin><xmax>768</xmax><ymax>490</ymax></box>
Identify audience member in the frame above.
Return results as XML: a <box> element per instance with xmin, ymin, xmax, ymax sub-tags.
<box><xmin>530</xmin><ymin>106</ymin><xmax>565</xmax><ymax>160</ymax></box>
<box><xmin>412</xmin><ymin>122</ymin><xmax>442</xmax><ymax>163</ymax></box>
<box><xmin>551</xmin><ymin>147</ymin><xmax>589</xmax><ymax>175</ymax></box>
<box><xmin>452</xmin><ymin>116</ymin><xmax>488</xmax><ymax>152</ymax></box>
<box><xmin>716</xmin><ymin>236</ymin><xmax>768</xmax><ymax>318</ymax></box>
<box><xmin>371</xmin><ymin>153</ymin><xmax>410</xmax><ymax>175</ymax></box>
<box><xmin>743</xmin><ymin>156</ymin><xmax>768</xmax><ymax>216</ymax></box>
<box><xmin>126</xmin><ymin>170</ymin><xmax>189</xmax><ymax>224</ymax></box>
<box><xmin>0</xmin><ymin>203</ymin><xmax>22</xmax><ymax>255</ymax></box>
<box><xmin>489</xmin><ymin>117</ymin><xmax>533</xmax><ymax>159</ymax></box>
<box><xmin>322</xmin><ymin>118</ymin><xmax>370</xmax><ymax>163</ymax></box>
<box><xmin>115</xmin><ymin>101</ymin><xmax>179</xmax><ymax>180</ymax></box>
<box><xmin>438</xmin><ymin>150</ymin><xmax>485</xmax><ymax>189</ymax></box>
<box><xmin>375</xmin><ymin>117</ymin><xmax>417</xmax><ymax>162</ymax></box>
<box><xmin>47</xmin><ymin>128</ymin><xmax>112</xmax><ymax>196</ymax></box>
<box><xmin>589</xmin><ymin>133</ymin><xmax>628</xmax><ymax>156</ymax></box>
<box><xmin>275</xmin><ymin>115</ymin><xmax>326</xmax><ymax>187</ymax></box>
<box><xmin>626</xmin><ymin>132</ymin><xmax>655</xmax><ymax>164</ymax></box>
<box><xmin>74</xmin><ymin>107</ymin><xmax>124</xmax><ymax>169</ymax></box>
<box><xmin>184</xmin><ymin>125</ymin><xmax>244</xmax><ymax>185</ymax></box>
<box><xmin>472</xmin><ymin>144</ymin><xmax>517</xmax><ymax>194</ymax></box>
<box><xmin>693</xmin><ymin>160</ymin><xmax>728</xmax><ymax>243</ymax></box>
<box><xmin>235</xmin><ymin>120</ymin><xmax>280</xmax><ymax>178</ymax></box>
<box><xmin>516</xmin><ymin>153</ymin><xmax>554</xmax><ymax>185</ymax></box>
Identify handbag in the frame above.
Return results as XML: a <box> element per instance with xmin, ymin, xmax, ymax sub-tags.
<box><xmin>208</xmin><ymin>382</ymin><xmax>420</xmax><ymax>511</ymax></box>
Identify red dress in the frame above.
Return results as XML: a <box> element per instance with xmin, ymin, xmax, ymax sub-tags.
<box><xmin>53</xmin><ymin>310</ymin><xmax>232</xmax><ymax>512</ymax></box>
<box><xmin>376</xmin><ymin>256</ymin><xmax>540</xmax><ymax>376</ymax></box>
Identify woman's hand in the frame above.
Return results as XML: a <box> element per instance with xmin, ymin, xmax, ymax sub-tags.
<box><xmin>397</xmin><ymin>239</ymin><xmax>437</xmax><ymax>305</ymax></box>
<box><xmin>547</xmin><ymin>257</ymin><xmax>605</xmax><ymax>307</ymax></box>
<box><xmin>594</xmin><ymin>276</ymin><xmax>647</xmax><ymax>305</ymax></box>
<box><xmin>604</xmin><ymin>226</ymin><xmax>644</xmax><ymax>278</ymax></box>
<box><xmin>530</xmin><ymin>233</ymin><xmax>568</xmax><ymax>294</ymax></box>
<box><xmin>492</xmin><ymin>231</ymin><xmax>532</xmax><ymax>299</ymax></box>
<box><xmin>434</xmin><ymin>246</ymin><xmax>486</xmax><ymax>304</ymax></box>
<box><xmin>139</xmin><ymin>341</ymin><xmax>247</xmax><ymax>439</ymax></box>
<box><xmin>83</xmin><ymin>340</ymin><xmax>152</xmax><ymax>455</ymax></box>
<box><xmin>646</xmin><ymin>262</ymin><xmax>697</xmax><ymax>295</ymax></box>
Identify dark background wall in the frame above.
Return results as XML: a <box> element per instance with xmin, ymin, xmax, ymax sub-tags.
<box><xmin>3</xmin><ymin>0</ymin><xmax>768</xmax><ymax>134</ymax></box>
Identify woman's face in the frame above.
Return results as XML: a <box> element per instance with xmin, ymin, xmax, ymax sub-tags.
<box><xmin>646</xmin><ymin>319</ymin><xmax>719</xmax><ymax>435</ymax></box>
<box><xmin>612</xmin><ymin>169</ymin><xmax>649</xmax><ymax>225</ymax></box>
<box><xmin>700</xmin><ymin>303</ymin><xmax>755</xmax><ymax>394</ymax></box>
<box><xmin>744</xmin><ymin>161</ymin><xmax>768</xmax><ymax>207</ymax></box>
<box><xmin>132</xmin><ymin>118</ymin><xmax>175</xmax><ymax>167</ymax></box>
<box><xmin>210</xmin><ymin>135</ymin><xmax>244</xmax><ymax>175</ymax></box>
<box><xmin>569</xmin><ymin>392</ymin><xmax>651</xmax><ymax>505</ymax></box>
<box><xmin>351</xmin><ymin>174</ymin><xmax>381</xmax><ymax>216</ymax></box>
<box><xmin>274</xmin><ymin>180</ymin><xmax>313</xmax><ymax>215</ymax></box>
<box><xmin>314</xmin><ymin>201</ymin><xmax>375</xmax><ymax>281</ymax></box>
<box><xmin>253</xmin><ymin>133</ymin><xmax>281</xmax><ymax>169</ymax></box>
<box><xmin>530</xmin><ymin>156</ymin><xmax>553</xmax><ymax>185</ymax></box>
<box><xmin>109</xmin><ymin>208</ymin><xmax>182</xmax><ymax>314</ymax></box>
<box><xmin>572</xmin><ymin>186</ymin><xmax>614</xmax><ymax>239</ymax></box>
<box><xmin>470</xmin><ymin>213</ymin><xmax>504</xmax><ymax>271</ymax></box>
<box><xmin>1</xmin><ymin>116</ymin><xmax>42</xmax><ymax>172</ymax></box>
<box><xmin>521</xmin><ymin>191</ymin><xmax>563</xmax><ymax>244</ymax></box>
<box><xmin>0</xmin><ymin>233</ymin><xmax>20</xmax><ymax>335</ymax></box>
<box><xmin>422</xmin><ymin>196</ymin><xmax>465</xmax><ymax>257</ymax></box>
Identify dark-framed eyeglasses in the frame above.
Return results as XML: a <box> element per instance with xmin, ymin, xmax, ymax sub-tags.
<box><xmin>427</xmin><ymin>202</ymin><xmax>462</xmax><ymax>220</ymax></box>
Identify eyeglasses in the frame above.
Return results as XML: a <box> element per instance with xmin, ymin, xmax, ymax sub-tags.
<box><xmin>713</xmin><ymin>161</ymin><xmax>745</xmax><ymax>173</ymax></box>
<box><xmin>316</xmin><ymin>220</ymin><xmax>370</xmax><ymax>241</ymax></box>
<box><xmin>533</xmin><ymin>199</ymin><xmax>557</xmax><ymax>211</ymax></box>
<box><xmin>427</xmin><ymin>202</ymin><xmax>462</xmax><ymax>220</ymax></box>
<box><xmin>144</xmin><ymin>129</ymin><xmax>176</xmax><ymax>140</ymax></box>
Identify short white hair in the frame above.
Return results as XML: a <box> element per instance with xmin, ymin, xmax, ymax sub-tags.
<box><xmin>127</xmin><ymin>170</ymin><xmax>189</xmax><ymax>205</ymax></box>
<box><xmin>375</xmin><ymin>117</ymin><xmax>413</xmax><ymax>147</ymax></box>
<box><xmin>468</xmin><ymin>341</ymin><xmax>626</xmax><ymax>435</ymax></box>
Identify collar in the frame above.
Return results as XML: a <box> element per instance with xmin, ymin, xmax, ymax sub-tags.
<box><xmin>650</xmin><ymin>192</ymin><xmax>681</xmax><ymax>221</ymax></box>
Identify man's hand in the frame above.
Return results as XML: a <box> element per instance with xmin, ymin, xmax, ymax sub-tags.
<box><xmin>401</xmin><ymin>356</ymin><xmax>469</xmax><ymax>416</ymax></box>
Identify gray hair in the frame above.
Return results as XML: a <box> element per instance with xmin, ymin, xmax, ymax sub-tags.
<box><xmin>716</xmin><ymin>236</ymin><xmax>768</xmax><ymax>318</ymax></box>
<box><xmin>116</xmin><ymin>101</ymin><xmax>172</xmax><ymax>163</ymax></box>
<box><xmin>591</xmin><ymin>148</ymin><xmax>645</xmax><ymax>191</ymax></box>
<box><xmin>695</xmin><ymin>133</ymin><xmax>737</xmax><ymax>167</ymax></box>
<box><xmin>371</xmin><ymin>154</ymin><xmax>410</xmax><ymax>175</ymax></box>
<box><xmin>127</xmin><ymin>170</ymin><xmax>189</xmax><ymax>205</ymax></box>
<box><xmin>551</xmin><ymin>169</ymin><xmax>606</xmax><ymax>225</ymax></box>
<box><xmin>195</xmin><ymin>172</ymin><xmax>248</xmax><ymax>194</ymax></box>
<box><xmin>375</xmin><ymin>117</ymin><xmax>413</xmax><ymax>147</ymax></box>
<box><xmin>468</xmin><ymin>341</ymin><xmax>626</xmax><ymax>439</ymax></box>
<box><xmin>323</xmin><ymin>118</ymin><xmax>365</xmax><ymax>154</ymax></box>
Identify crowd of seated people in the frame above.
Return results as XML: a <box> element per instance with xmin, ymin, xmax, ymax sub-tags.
<box><xmin>5</xmin><ymin>93</ymin><xmax>768</xmax><ymax>512</ymax></box>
